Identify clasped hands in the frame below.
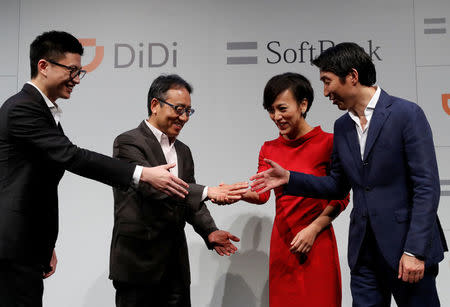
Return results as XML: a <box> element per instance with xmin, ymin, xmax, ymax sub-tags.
<box><xmin>208</xmin><ymin>182</ymin><xmax>249</xmax><ymax>205</ymax></box>
<box><xmin>140</xmin><ymin>158</ymin><xmax>285</xmax><ymax>202</ymax></box>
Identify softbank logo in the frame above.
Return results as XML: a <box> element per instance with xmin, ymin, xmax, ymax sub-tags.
<box><xmin>441</xmin><ymin>180</ymin><xmax>450</xmax><ymax>197</ymax></box>
<box><xmin>442</xmin><ymin>94</ymin><xmax>450</xmax><ymax>115</ymax></box>
<box><xmin>79</xmin><ymin>38</ymin><xmax>104</xmax><ymax>72</ymax></box>
<box><xmin>226</xmin><ymin>39</ymin><xmax>382</xmax><ymax>65</ymax></box>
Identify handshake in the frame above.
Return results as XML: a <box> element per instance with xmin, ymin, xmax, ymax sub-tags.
<box><xmin>207</xmin><ymin>182</ymin><xmax>249</xmax><ymax>205</ymax></box>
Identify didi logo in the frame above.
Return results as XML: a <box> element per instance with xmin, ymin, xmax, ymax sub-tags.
<box><xmin>78</xmin><ymin>38</ymin><xmax>104</xmax><ymax>72</ymax></box>
<box><xmin>443</xmin><ymin>94</ymin><xmax>450</xmax><ymax>115</ymax></box>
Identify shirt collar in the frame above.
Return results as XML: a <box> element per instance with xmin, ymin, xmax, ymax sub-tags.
<box><xmin>348</xmin><ymin>86</ymin><xmax>381</xmax><ymax>118</ymax></box>
<box><xmin>27</xmin><ymin>81</ymin><xmax>58</xmax><ymax>109</ymax></box>
<box><xmin>145</xmin><ymin>120</ymin><xmax>176</xmax><ymax>146</ymax></box>
<box><xmin>27</xmin><ymin>81</ymin><xmax>62</xmax><ymax>124</ymax></box>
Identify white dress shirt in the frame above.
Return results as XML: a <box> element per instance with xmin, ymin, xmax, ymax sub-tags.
<box><xmin>27</xmin><ymin>81</ymin><xmax>142</xmax><ymax>187</ymax></box>
<box><xmin>347</xmin><ymin>86</ymin><xmax>381</xmax><ymax>160</ymax></box>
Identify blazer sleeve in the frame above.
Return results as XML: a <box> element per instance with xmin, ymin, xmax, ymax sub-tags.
<box><xmin>113</xmin><ymin>133</ymin><xmax>205</xmax><ymax>206</ymax></box>
<box><xmin>285</xmin><ymin>128</ymin><xmax>351</xmax><ymax>200</ymax></box>
<box><xmin>402</xmin><ymin>105</ymin><xmax>441</xmax><ymax>258</ymax></box>
<box><xmin>8</xmin><ymin>100</ymin><xmax>134</xmax><ymax>189</ymax></box>
<box><xmin>183</xmin><ymin>146</ymin><xmax>218</xmax><ymax>248</ymax></box>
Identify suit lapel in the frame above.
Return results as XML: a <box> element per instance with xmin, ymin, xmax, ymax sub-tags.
<box><xmin>343</xmin><ymin>114</ymin><xmax>363</xmax><ymax>175</ymax></box>
<box><xmin>57</xmin><ymin>122</ymin><xmax>64</xmax><ymax>134</ymax></box>
<box><xmin>138</xmin><ymin>121</ymin><xmax>168</xmax><ymax>165</ymax></box>
<box><xmin>363</xmin><ymin>90</ymin><xmax>392</xmax><ymax>161</ymax></box>
<box><xmin>22</xmin><ymin>83</ymin><xmax>58</xmax><ymax>129</ymax></box>
<box><xmin>174</xmin><ymin>141</ymin><xmax>185</xmax><ymax>180</ymax></box>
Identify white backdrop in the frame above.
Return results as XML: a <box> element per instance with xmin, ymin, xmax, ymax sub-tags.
<box><xmin>0</xmin><ymin>0</ymin><xmax>449</xmax><ymax>306</ymax></box>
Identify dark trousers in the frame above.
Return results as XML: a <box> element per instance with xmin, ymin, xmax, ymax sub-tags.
<box><xmin>351</xmin><ymin>223</ymin><xmax>440</xmax><ymax>307</ymax></box>
<box><xmin>0</xmin><ymin>259</ymin><xmax>44</xmax><ymax>307</ymax></box>
<box><xmin>113</xmin><ymin>262</ymin><xmax>190</xmax><ymax>307</ymax></box>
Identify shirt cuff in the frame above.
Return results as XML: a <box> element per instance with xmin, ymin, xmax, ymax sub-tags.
<box><xmin>403</xmin><ymin>251</ymin><xmax>415</xmax><ymax>257</ymax></box>
<box><xmin>202</xmin><ymin>186</ymin><xmax>208</xmax><ymax>201</ymax></box>
<box><xmin>132</xmin><ymin>165</ymin><xmax>143</xmax><ymax>188</ymax></box>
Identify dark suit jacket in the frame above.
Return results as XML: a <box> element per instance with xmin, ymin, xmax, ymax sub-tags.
<box><xmin>0</xmin><ymin>83</ymin><xmax>135</xmax><ymax>268</ymax></box>
<box><xmin>285</xmin><ymin>90</ymin><xmax>448</xmax><ymax>270</ymax></box>
<box><xmin>109</xmin><ymin>121</ymin><xmax>218</xmax><ymax>285</ymax></box>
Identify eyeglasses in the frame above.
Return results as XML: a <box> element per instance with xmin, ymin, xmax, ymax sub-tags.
<box><xmin>156</xmin><ymin>98</ymin><xmax>195</xmax><ymax>116</ymax></box>
<box><xmin>47</xmin><ymin>59</ymin><xmax>87</xmax><ymax>80</ymax></box>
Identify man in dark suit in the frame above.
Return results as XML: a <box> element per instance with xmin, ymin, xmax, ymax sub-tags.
<box><xmin>110</xmin><ymin>74</ymin><xmax>246</xmax><ymax>307</ymax></box>
<box><xmin>251</xmin><ymin>43</ymin><xmax>448</xmax><ymax>306</ymax></box>
<box><xmin>0</xmin><ymin>31</ymin><xmax>189</xmax><ymax>306</ymax></box>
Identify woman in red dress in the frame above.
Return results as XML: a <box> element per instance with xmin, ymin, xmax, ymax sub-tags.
<box><xmin>241</xmin><ymin>72</ymin><xmax>349</xmax><ymax>307</ymax></box>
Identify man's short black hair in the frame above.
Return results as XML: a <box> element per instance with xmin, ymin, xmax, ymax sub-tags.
<box><xmin>263</xmin><ymin>72</ymin><xmax>314</xmax><ymax>118</ymax></box>
<box><xmin>30</xmin><ymin>31</ymin><xmax>84</xmax><ymax>78</ymax></box>
<box><xmin>312</xmin><ymin>42</ymin><xmax>376</xmax><ymax>86</ymax></box>
<box><xmin>147</xmin><ymin>74</ymin><xmax>193</xmax><ymax>116</ymax></box>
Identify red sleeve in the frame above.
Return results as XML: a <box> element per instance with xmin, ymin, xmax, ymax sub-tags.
<box><xmin>328</xmin><ymin>193</ymin><xmax>350</xmax><ymax>212</ymax></box>
<box><xmin>257</xmin><ymin>143</ymin><xmax>271</xmax><ymax>203</ymax></box>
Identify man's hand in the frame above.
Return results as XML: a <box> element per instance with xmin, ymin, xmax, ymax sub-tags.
<box><xmin>290</xmin><ymin>223</ymin><xmax>321</xmax><ymax>254</ymax></box>
<box><xmin>398</xmin><ymin>253</ymin><xmax>425</xmax><ymax>283</ymax></box>
<box><xmin>208</xmin><ymin>182</ymin><xmax>248</xmax><ymax>205</ymax></box>
<box><xmin>43</xmin><ymin>249</ymin><xmax>57</xmax><ymax>279</ymax></box>
<box><xmin>141</xmin><ymin>163</ymin><xmax>189</xmax><ymax>198</ymax></box>
<box><xmin>208</xmin><ymin>230</ymin><xmax>240</xmax><ymax>256</ymax></box>
<box><xmin>250</xmin><ymin>159</ymin><xmax>290</xmax><ymax>194</ymax></box>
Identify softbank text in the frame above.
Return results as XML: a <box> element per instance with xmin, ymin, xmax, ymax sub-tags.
<box><xmin>266</xmin><ymin>40</ymin><xmax>382</xmax><ymax>64</ymax></box>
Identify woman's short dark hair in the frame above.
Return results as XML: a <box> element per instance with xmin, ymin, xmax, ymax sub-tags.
<box><xmin>147</xmin><ymin>74</ymin><xmax>193</xmax><ymax>116</ymax></box>
<box><xmin>30</xmin><ymin>31</ymin><xmax>84</xmax><ymax>78</ymax></box>
<box><xmin>263</xmin><ymin>72</ymin><xmax>314</xmax><ymax>118</ymax></box>
<box><xmin>312</xmin><ymin>42</ymin><xmax>376</xmax><ymax>86</ymax></box>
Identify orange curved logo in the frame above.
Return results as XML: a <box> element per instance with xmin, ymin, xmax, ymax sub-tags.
<box><xmin>443</xmin><ymin>94</ymin><xmax>450</xmax><ymax>115</ymax></box>
<box><xmin>78</xmin><ymin>38</ymin><xmax>104</xmax><ymax>72</ymax></box>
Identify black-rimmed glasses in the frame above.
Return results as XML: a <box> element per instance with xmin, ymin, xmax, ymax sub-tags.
<box><xmin>156</xmin><ymin>98</ymin><xmax>195</xmax><ymax>116</ymax></box>
<box><xmin>47</xmin><ymin>59</ymin><xmax>87</xmax><ymax>80</ymax></box>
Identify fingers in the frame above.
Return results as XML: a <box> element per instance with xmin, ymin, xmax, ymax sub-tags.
<box><xmin>398</xmin><ymin>255</ymin><xmax>425</xmax><ymax>283</ymax></box>
<box><xmin>170</xmin><ymin>174</ymin><xmax>189</xmax><ymax>189</ymax></box>
<box><xmin>163</xmin><ymin>185</ymin><xmax>185</xmax><ymax>198</ymax></box>
<box><xmin>398</xmin><ymin>259</ymin><xmax>403</xmax><ymax>280</ymax></box>
<box><xmin>228</xmin><ymin>182</ymin><xmax>249</xmax><ymax>190</ymax></box>
<box><xmin>251</xmin><ymin>182</ymin><xmax>271</xmax><ymax>194</ymax></box>
<box><xmin>163</xmin><ymin>163</ymin><xmax>177</xmax><ymax>170</ymax></box>
<box><xmin>249</xmin><ymin>171</ymin><xmax>265</xmax><ymax>181</ymax></box>
<box><xmin>263</xmin><ymin>158</ymin><xmax>277</xmax><ymax>168</ymax></box>
<box><xmin>228</xmin><ymin>234</ymin><xmax>240</xmax><ymax>242</ymax></box>
<box><xmin>43</xmin><ymin>266</ymin><xmax>56</xmax><ymax>279</ymax></box>
<box><xmin>214</xmin><ymin>246</ymin><xmax>226</xmax><ymax>256</ymax></box>
<box><xmin>250</xmin><ymin>178</ymin><xmax>266</xmax><ymax>191</ymax></box>
<box><xmin>214</xmin><ymin>245</ymin><xmax>236</xmax><ymax>256</ymax></box>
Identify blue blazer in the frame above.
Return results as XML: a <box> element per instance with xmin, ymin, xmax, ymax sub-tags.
<box><xmin>285</xmin><ymin>90</ymin><xmax>448</xmax><ymax>270</ymax></box>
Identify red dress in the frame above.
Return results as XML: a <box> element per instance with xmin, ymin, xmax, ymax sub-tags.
<box><xmin>257</xmin><ymin>126</ymin><xmax>349</xmax><ymax>307</ymax></box>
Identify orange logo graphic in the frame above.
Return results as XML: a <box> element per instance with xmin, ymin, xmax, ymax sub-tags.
<box><xmin>442</xmin><ymin>94</ymin><xmax>450</xmax><ymax>115</ymax></box>
<box><xmin>78</xmin><ymin>38</ymin><xmax>104</xmax><ymax>72</ymax></box>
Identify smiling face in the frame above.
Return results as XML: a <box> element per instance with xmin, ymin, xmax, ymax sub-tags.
<box><xmin>268</xmin><ymin>89</ymin><xmax>307</xmax><ymax>140</ymax></box>
<box><xmin>150</xmin><ymin>87</ymin><xmax>191</xmax><ymax>141</ymax></box>
<box><xmin>44</xmin><ymin>52</ymin><xmax>82</xmax><ymax>102</ymax></box>
<box><xmin>319</xmin><ymin>70</ymin><xmax>355</xmax><ymax>111</ymax></box>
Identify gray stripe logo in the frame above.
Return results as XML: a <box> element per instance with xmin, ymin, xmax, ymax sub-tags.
<box><xmin>227</xmin><ymin>41</ymin><xmax>258</xmax><ymax>65</ymax></box>
<box><xmin>424</xmin><ymin>17</ymin><xmax>446</xmax><ymax>34</ymax></box>
<box><xmin>441</xmin><ymin>179</ymin><xmax>450</xmax><ymax>197</ymax></box>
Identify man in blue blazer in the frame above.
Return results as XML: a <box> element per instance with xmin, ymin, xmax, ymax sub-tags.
<box><xmin>251</xmin><ymin>42</ymin><xmax>448</xmax><ymax>306</ymax></box>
